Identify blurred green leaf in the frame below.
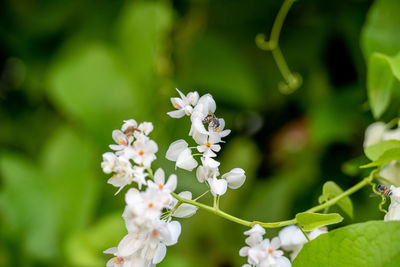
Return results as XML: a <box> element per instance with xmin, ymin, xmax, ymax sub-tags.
<box><xmin>367</xmin><ymin>53</ymin><xmax>395</xmax><ymax>118</ymax></box>
<box><xmin>179</xmin><ymin>35</ymin><xmax>260</xmax><ymax>108</ymax></box>
<box><xmin>296</xmin><ymin>212</ymin><xmax>343</xmax><ymax>231</ymax></box>
<box><xmin>116</xmin><ymin>1</ymin><xmax>173</xmax><ymax>87</ymax></box>
<box><xmin>318</xmin><ymin>181</ymin><xmax>353</xmax><ymax>218</ymax></box>
<box><xmin>0</xmin><ymin>125</ymin><xmax>100</xmax><ymax>262</ymax></box>
<box><xmin>47</xmin><ymin>43</ymin><xmax>139</xmax><ymax>143</ymax></box>
<box><xmin>65</xmin><ymin>212</ymin><xmax>125</xmax><ymax>267</ymax></box>
<box><xmin>361</xmin><ymin>0</ymin><xmax>400</xmax><ymax>59</ymax></box>
<box><xmin>364</xmin><ymin>140</ymin><xmax>400</xmax><ymax>161</ymax></box>
<box><xmin>40</xmin><ymin>126</ymin><xmax>100</xmax><ymax>236</ymax></box>
<box><xmin>293</xmin><ymin>221</ymin><xmax>400</xmax><ymax>267</ymax></box>
<box><xmin>341</xmin><ymin>156</ymin><xmax>369</xmax><ymax>177</ymax></box>
<box><xmin>0</xmin><ymin>153</ymin><xmax>58</xmax><ymax>260</ymax></box>
<box><xmin>361</xmin><ymin>148</ymin><xmax>400</xmax><ymax>168</ymax></box>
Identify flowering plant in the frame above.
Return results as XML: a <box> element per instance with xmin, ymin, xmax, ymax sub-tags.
<box><xmin>98</xmin><ymin>0</ymin><xmax>400</xmax><ymax>266</ymax></box>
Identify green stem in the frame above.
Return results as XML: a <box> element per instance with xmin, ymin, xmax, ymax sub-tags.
<box><xmin>298</xmin><ymin>223</ymin><xmax>310</xmax><ymax>242</ymax></box>
<box><xmin>271</xmin><ymin>47</ymin><xmax>292</xmax><ymax>84</ymax></box>
<box><xmin>255</xmin><ymin>0</ymin><xmax>301</xmax><ymax>93</ymax></box>
<box><xmin>171</xmin><ymin>171</ymin><xmax>376</xmax><ymax>229</ymax></box>
<box><xmin>146</xmin><ymin>168</ymin><xmax>154</xmax><ymax>179</ymax></box>
<box><xmin>194</xmin><ymin>190</ymin><xmax>210</xmax><ymax>201</ymax></box>
<box><xmin>306</xmin><ymin>175</ymin><xmax>374</xmax><ymax>213</ymax></box>
<box><xmin>270</xmin><ymin>0</ymin><xmax>296</xmax><ymax>49</ymax></box>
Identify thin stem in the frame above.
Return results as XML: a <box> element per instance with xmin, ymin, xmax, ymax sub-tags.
<box><xmin>306</xmin><ymin>171</ymin><xmax>376</xmax><ymax>213</ymax></box>
<box><xmin>270</xmin><ymin>0</ymin><xmax>296</xmax><ymax>49</ymax></box>
<box><xmin>171</xmin><ymin>170</ymin><xmax>377</xmax><ymax>229</ymax></box>
<box><xmin>255</xmin><ymin>0</ymin><xmax>301</xmax><ymax>93</ymax></box>
<box><xmin>298</xmin><ymin>224</ymin><xmax>310</xmax><ymax>242</ymax></box>
<box><xmin>194</xmin><ymin>190</ymin><xmax>210</xmax><ymax>201</ymax></box>
<box><xmin>146</xmin><ymin>168</ymin><xmax>154</xmax><ymax>179</ymax></box>
<box><xmin>271</xmin><ymin>47</ymin><xmax>292</xmax><ymax>84</ymax></box>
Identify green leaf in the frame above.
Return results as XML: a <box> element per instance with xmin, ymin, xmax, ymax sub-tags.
<box><xmin>361</xmin><ymin>0</ymin><xmax>400</xmax><ymax>59</ymax></box>
<box><xmin>296</xmin><ymin>212</ymin><xmax>343</xmax><ymax>231</ymax></box>
<box><xmin>40</xmin><ymin>126</ymin><xmax>100</xmax><ymax>235</ymax></box>
<box><xmin>361</xmin><ymin>148</ymin><xmax>400</xmax><ymax>168</ymax></box>
<box><xmin>0</xmin><ymin>153</ymin><xmax>58</xmax><ymax>260</ymax></box>
<box><xmin>116</xmin><ymin>1</ymin><xmax>173</xmax><ymax>86</ymax></box>
<box><xmin>65</xmin><ymin>213</ymin><xmax>125</xmax><ymax>266</ymax></box>
<box><xmin>364</xmin><ymin>140</ymin><xmax>400</xmax><ymax>161</ymax></box>
<box><xmin>293</xmin><ymin>221</ymin><xmax>400</xmax><ymax>267</ymax></box>
<box><xmin>47</xmin><ymin>43</ymin><xmax>139</xmax><ymax>144</ymax></box>
<box><xmin>319</xmin><ymin>181</ymin><xmax>353</xmax><ymax>218</ymax></box>
<box><xmin>367</xmin><ymin>53</ymin><xmax>394</xmax><ymax>119</ymax></box>
<box><xmin>178</xmin><ymin>34</ymin><xmax>260</xmax><ymax>108</ymax></box>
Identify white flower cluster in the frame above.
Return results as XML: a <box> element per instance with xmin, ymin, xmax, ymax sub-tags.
<box><xmin>364</xmin><ymin>122</ymin><xmax>400</xmax><ymax>185</ymax></box>
<box><xmin>101</xmin><ymin>119</ymin><xmax>193</xmax><ymax>267</ymax></box>
<box><xmin>239</xmin><ymin>224</ymin><xmax>327</xmax><ymax>267</ymax></box>
<box><xmin>166</xmin><ymin>89</ymin><xmax>246</xmax><ymax>196</ymax></box>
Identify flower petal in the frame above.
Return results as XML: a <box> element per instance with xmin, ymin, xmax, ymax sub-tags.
<box><xmin>176</xmin><ymin>148</ymin><xmax>198</xmax><ymax>171</ymax></box>
<box><xmin>166</xmin><ymin>140</ymin><xmax>188</xmax><ymax>161</ymax></box>
<box><xmin>208</xmin><ymin>177</ymin><xmax>227</xmax><ymax>196</ymax></box>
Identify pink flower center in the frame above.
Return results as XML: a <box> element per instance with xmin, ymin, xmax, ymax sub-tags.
<box><xmin>118</xmin><ymin>139</ymin><xmax>127</xmax><ymax>146</ymax></box>
<box><xmin>114</xmin><ymin>257</ymin><xmax>123</xmax><ymax>264</ymax></box>
<box><xmin>173</xmin><ymin>102</ymin><xmax>182</xmax><ymax>109</ymax></box>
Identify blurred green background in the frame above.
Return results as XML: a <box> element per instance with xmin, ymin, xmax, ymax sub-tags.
<box><xmin>0</xmin><ymin>0</ymin><xmax>393</xmax><ymax>266</ymax></box>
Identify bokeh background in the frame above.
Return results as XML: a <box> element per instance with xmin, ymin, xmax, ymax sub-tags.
<box><xmin>0</xmin><ymin>0</ymin><xmax>389</xmax><ymax>266</ymax></box>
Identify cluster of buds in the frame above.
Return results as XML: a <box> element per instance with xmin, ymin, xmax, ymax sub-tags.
<box><xmin>240</xmin><ymin>225</ymin><xmax>327</xmax><ymax>267</ymax></box>
<box><xmin>166</xmin><ymin>89</ymin><xmax>246</xmax><ymax>196</ymax></box>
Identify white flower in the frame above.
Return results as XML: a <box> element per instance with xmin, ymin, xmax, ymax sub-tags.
<box><xmin>239</xmin><ymin>225</ymin><xmax>266</xmax><ymax>265</ymax></box>
<box><xmin>124</xmin><ymin>188</ymin><xmax>163</xmax><ymax>221</ymax></box>
<box><xmin>166</xmin><ymin>140</ymin><xmax>189</xmax><ymax>161</ymax></box>
<box><xmin>170</xmin><ymin>191</ymin><xmax>198</xmax><ymax>218</ymax></box>
<box><xmin>166</xmin><ymin>140</ymin><xmax>198</xmax><ymax>171</ymax></box>
<box><xmin>385</xmin><ymin>186</ymin><xmax>400</xmax><ymax>221</ymax></box>
<box><xmin>211</xmin><ymin>118</ymin><xmax>231</xmax><ymax>138</ymax></box>
<box><xmin>196</xmin><ymin>132</ymin><xmax>221</xmax><ymax>157</ymax></box>
<box><xmin>176</xmin><ymin>148</ymin><xmax>198</xmax><ymax>171</ymax></box>
<box><xmin>279</xmin><ymin>225</ymin><xmax>327</xmax><ymax>261</ymax></box>
<box><xmin>148</xmin><ymin>168</ymin><xmax>177</xmax><ymax>194</ymax></box>
<box><xmin>379</xmin><ymin>161</ymin><xmax>400</xmax><ymax>185</ymax></box>
<box><xmin>110</xmin><ymin>130</ymin><xmax>132</xmax><ymax>151</ymax></box>
<box><xmin>104</xmin><ymin>247</ymin><xmax>125</xmax><ymax>267</ymax></box>
<box><xmin>222</xmin><ymin>168</ymin><xmax>246</xmax><ymax>189</ymax></box>
<box><xmin>202</xmin><ymin>156</ymin><xmax>220</xmax><ymax>168</ymax></box>
<box><xmin>121</xmin><ymin>119</ymin><xmax>138</xmax><ymax>133</ymax></box>
<box><xmin>130</xmin><ymin>139</ymin><xmax>158</xmax><ymax>168</ymax></box>
<box><xmin>208</xmin><ymin>176</ymin><xmax>227</xmax><ymax>196</ymax></box>
<box><xmin>363</xmin><ymin>122</ymin><xmax>387</xmax><ymax>147</ymax></box>
<box><xmin>101</xmin><ymin>152</ymin><xmax>118</xmax><ymax>174</ymax></box>
<box><xmin>193</xmin><ymin>94</ymin><xmax>216</xmax><ymax>116</ymax></box>
<box><xmin>196</xmin><ymin>163</ymin><xmax>219</xmax><ymax>183</ymax></box>
<box><xmin>117</xmin><ymin>219</ymin><xmax>181</xmax><ymax>265</ymax></box>
<box><xmin>167</xmin><ymin>89</ymin><xmax>199</xmax><ymax>118</ymax></box>
<box><xmin>132</xmin><ymin>166</ymin><xmax>148</xmax><ymax>190</ymax></box>
<box><xmin>107</xmin><ymin>156</ymin><xmax>134</xmax><ymax>195</ymax></box>
<box><xmin>138</xmin><ymin>122</ymin><xmax>154</xmax><ymax>135</ymax></box>
<box><xmin>383</xmin><ymin>128</ymin><xmax>400</xmax><ymax>141</ymax></box>
<box><xmin>258</xmin><ymin>237</ymin><xmax>286</xmax><ymax>266</ymax></box>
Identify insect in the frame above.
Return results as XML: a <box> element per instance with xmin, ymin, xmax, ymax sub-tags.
<box><xmin>202</xmin><ymin>113</ymin><xmax>220</xmax><ymax>131</ymax></box>
<box><xmin>123</xmin><ymin>126</ymin><xmax>139</xmax><ymax>136</ymax></box>
<box><xmin>377</xmin><ymin>184</ymin><xmax>392</xmax><ymax>197</ymax></box>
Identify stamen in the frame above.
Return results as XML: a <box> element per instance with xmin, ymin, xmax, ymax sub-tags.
<box><xmin>139</xmin><ymin>150</ymin><xmax>145</xmax><ymax>156</ymax></box>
